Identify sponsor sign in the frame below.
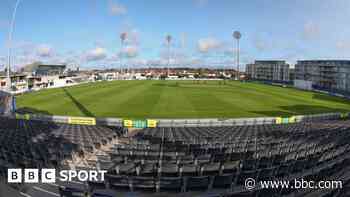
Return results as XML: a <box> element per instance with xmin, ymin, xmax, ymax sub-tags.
<box><xmin>341</xmin><ymin>113</ymin><xmax>348</xmax><ymax>119</ymax></box>
<box><xmin>147</xmin><ymin>119</ymin><xmax>157</xmax><ymax>128</ymax></box>
<box><xmin>133</xmin><ymin>120</ymin><xmax>147</xmax><ymax>128</ymax></box>
<box><xmin>289</xmin><ymin>116</ymin><xmax>296</xmax><ymax>123</ymax></box>
<box><xmin>123</xmin><ymin>119</ymin><xmax>157</xmax><ymax>128</ymax></box>
<box><xmin>275</xmin><ymin>117</ymin><xmax>282</xmax><ymax>124</ymax></box>
<box><xmin>68</xmin><ymin>117</ymin><xmax>96</xmax><ymax>125</ymax></box>
<box><xmin>123</xmin><ymin>119</ymin><xmax>133</xmax><ymax>127</ymax></box>
<box><xmin>15</xmin><ymin>113</ymin><xmax>31</xmax><ymax>120</ymax></box>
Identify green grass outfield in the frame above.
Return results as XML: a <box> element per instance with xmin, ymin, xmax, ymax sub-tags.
<box><xmin>15</xmin><ymin>80</ymin><xmax>350</xmax><ymax>119</ymax></box>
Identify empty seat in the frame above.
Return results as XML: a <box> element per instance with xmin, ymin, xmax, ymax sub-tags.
<box><xmin>291</xmin><ymin>159</ymin><xmax>306</xmax><ymax>173</ymax></box>
<box><xmin>59</xmin><ymin>186</ymin><xmax>86</xmax><ymax>197</ymax></box>
<box><xmin>159</xmin><ymin>163</ymin><xmax>179</xmax><ymax>177</ymax></box>
<box><xmin>201</xmin><ymin>162</ymin><xmax>221</xmax><ymax>176</ymax></box>
<box><xmin>241</xmin><ymin>159</ymin><xmax>256</xmax><ymax>171</ymax></box>
<box><xmin>87</xmin><ymin>181</ymin><xmax>106</xmax><ymax>193</ymax></box>
<box><xmin>158</xmin><ymin>176</ymin><xmax>183</xmax><ymax>192</ymax></box>
<box><xmin>138</xmin><ymin>163</ymin><xmax>156</xmax><ymax>177</ymax></box>
<box><xmin>105</xmin><ymin>174</ymin><xmax>130</xmax><ymax>190</ymax></box>
<box><xmin>181</xmin><ymin>164</ymin><xmax>199</xmax><ymax>176</ymax></box>
<box><xmin>186</xmin><ymin>176</ymin><xmax>210</xmax><ymax>191</ymax></box>
<box><xmin>213</xmin><ymin>153</ymin><xmax>226</xmax><ymax>162</ymax></box>
<box><xmin>257</xmin><ymin>167</ymin><xmax>275</xmax><ymax>181</ymax></box>
<box><xmin>236</xmin><ymin>170</ymin><xmax>258</xmax><ymax>186</ymax></box>
<box><xmin>275</xmin><ymin>164</ymin><xmax>291</xmax><ymax>178</ymax></box>
<box><xmin>91</xmin><ymin>190</ymin><xmax>116</xmax><ymax>197</ymax></box>
<box><xmin>257</xmin><ymin>156</ymin><xmax>271</xmax><ymax>168</ymax></box>
<box><xmin>196</xmin><ymin>154</ymin><xmax>211</xmax><ymax>164</ymax></box>
<box><xmin>97</xmin><ymin>160</ymin><xmax>114</xmax><ymax>171</ymax></box>
<box><xmin>222</xmin><ymin>161</ymin><xmax>240</xmax><ymax>174</ymax></box>
<box><xmin>213</xmin><ymin>173</ymin><xmax>234</xmax><ymax>189</ymax></box>
<box><xmin>131</xmin><ymin>176</ymin><xmax>156</xmax><ymax>191</ymax></box>
<box><xmin>115</xmin><ymin>162</ymin><xmax>136</xmax><ymax>175</ymax></box>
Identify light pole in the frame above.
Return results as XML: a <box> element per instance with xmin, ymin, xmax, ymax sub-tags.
<box><xmin>166</xmin><ymin>35</ymin><xmax>172</xmax><ymax>78</ymax></box>
<box><xmin>233</xmin><ymin>31</ymin><xmax>241</xmax><ymax>80</ymax></box>
<box><xmin>120</xmin><ymin>32</ymin><xmax>127</xmax><ymax>78</ymax></box>
<box><xmin>6</xmin><ymin>0</ymin><xmax>21</xmax><ymax>92</ymax></box>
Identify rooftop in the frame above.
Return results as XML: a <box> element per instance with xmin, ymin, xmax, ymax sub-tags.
<box><xmin>254</xmin><ymin>60</ymin><xmax>287</xmax><ymax>64</ymax></box>
<box><xmin>297</xmin><ymin>60</ymin><xmax>350</xmax><ymax>64</ymax></box>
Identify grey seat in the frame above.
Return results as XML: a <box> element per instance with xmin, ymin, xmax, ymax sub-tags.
<box><xmin>186</xmin><ymin>176</ymin><xmax>210</xmax><ymax>191</ymax></box>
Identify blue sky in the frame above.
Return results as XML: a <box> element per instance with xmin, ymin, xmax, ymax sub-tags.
<box><xmin>1</xmin><ymin>0</ymin><xmax>350</xmax><ymax>70</ymax></box>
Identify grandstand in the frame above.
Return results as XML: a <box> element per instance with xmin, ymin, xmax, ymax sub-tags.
<box><xmin>0</xmin><ymin>114</ymin><xmax>350</xmax><ymax>197</ymax></box>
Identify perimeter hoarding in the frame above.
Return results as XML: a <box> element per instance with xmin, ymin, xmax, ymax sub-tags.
<box><xmin>276</xmin><ymin>116</ymin><xmax>297</xmax><ymax>124</ymax></box>
<box><xmin>123</xmin><ymin>119</ymin><xmax>157</xmax><ymax>128</ymax></box>
<box><xmin>68</xmin><ymin>117</ymin><xmax>96</xmax><ymax>125</ymax></box>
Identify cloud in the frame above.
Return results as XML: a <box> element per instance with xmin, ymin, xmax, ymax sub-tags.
<box><xmin>36</xmin><ymin>45</ymin><xmax>54</xmax><ymax>57</ymax></box>
<box><xmin>197</xmin><ymin>38</ymin><xmax>223</xmax><ymax>53</ymax></box>
<box><xmin>120</xmin><ymin>46</ymin><xmax>138</xmax><ymax>58</ymax></box>
<box><xmin>2</xmin><ymin>42</ymin><xmax>62</xmax><ymax>70</ymax></box>
<box><xmin>109</xmin><ymin>1</ymin><xmax>127</xmax><ymax>15</ymax></box>
<box><xmin>85</xmin><ymin>47</ymin><xmax>107</xmax><ymax>62</ymax></box>
<box><xmin>302</xmin><ymin>21</ymin><xmax>320</xmax><ymax>40</ymax></box>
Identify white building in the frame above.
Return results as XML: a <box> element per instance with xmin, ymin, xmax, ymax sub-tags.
<box><xmin>246</xmin><ymin>60</ymin><xmax>290</xmax><ymax>82</ymax></box>
<box><xmin>294</xmin><ymin>60</ymin><xmax>350</xmax><ymax>93</ymax></box>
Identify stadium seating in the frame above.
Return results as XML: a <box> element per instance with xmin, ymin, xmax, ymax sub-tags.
<box><xmin>0</xmin><ymin>117</ymin><xmax>122</xmax><ymax>170</ymax></box>
<box><xmin>0</xmin><ymin>116</ymin><xmax>350</xmax><ymax>196</ymax></box>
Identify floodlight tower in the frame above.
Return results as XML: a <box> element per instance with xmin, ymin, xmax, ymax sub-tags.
<box><xmin>120</xmin><ymin>32</ymin><xmax>127</xmax><ymax>76</ymax></box>
<box><xmin>166</xmin><ymin>34</ymin><xmax>172</xmax><ymax>78</ymax></box>
<box><xmin>6</xmin><ymin>0</ymin><xmax>21</xmax><ymax>92</ymax></box>
<box><xmin>233</xmin><ymin>31</ymin><xmax>241</xmax><ymax>80</ymax></box>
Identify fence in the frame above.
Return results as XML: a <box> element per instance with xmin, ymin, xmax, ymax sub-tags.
<box><xmin>11</xmin><ymin>113</ymin><xmax>123</xmax><ymax>127</ymax></box>
<box><xmin>154</xmin><ymin>117</ymin><xmax>276</xmax><ymax>127</ymax></box>
<box><xmin>154</xmin><ymin>112</ymin><xmax>345</xmax><ymax>127</ymax></box>
<box><xmin>6</xmin><ymin>111</ymin><xmax>348</xmax><ymax>128</ymax></box>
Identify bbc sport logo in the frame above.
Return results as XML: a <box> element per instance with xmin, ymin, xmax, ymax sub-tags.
<box><xmin>7</xmin><ymin>169</ymin><xmax>107</xmax><ymax>183</ymax></box>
